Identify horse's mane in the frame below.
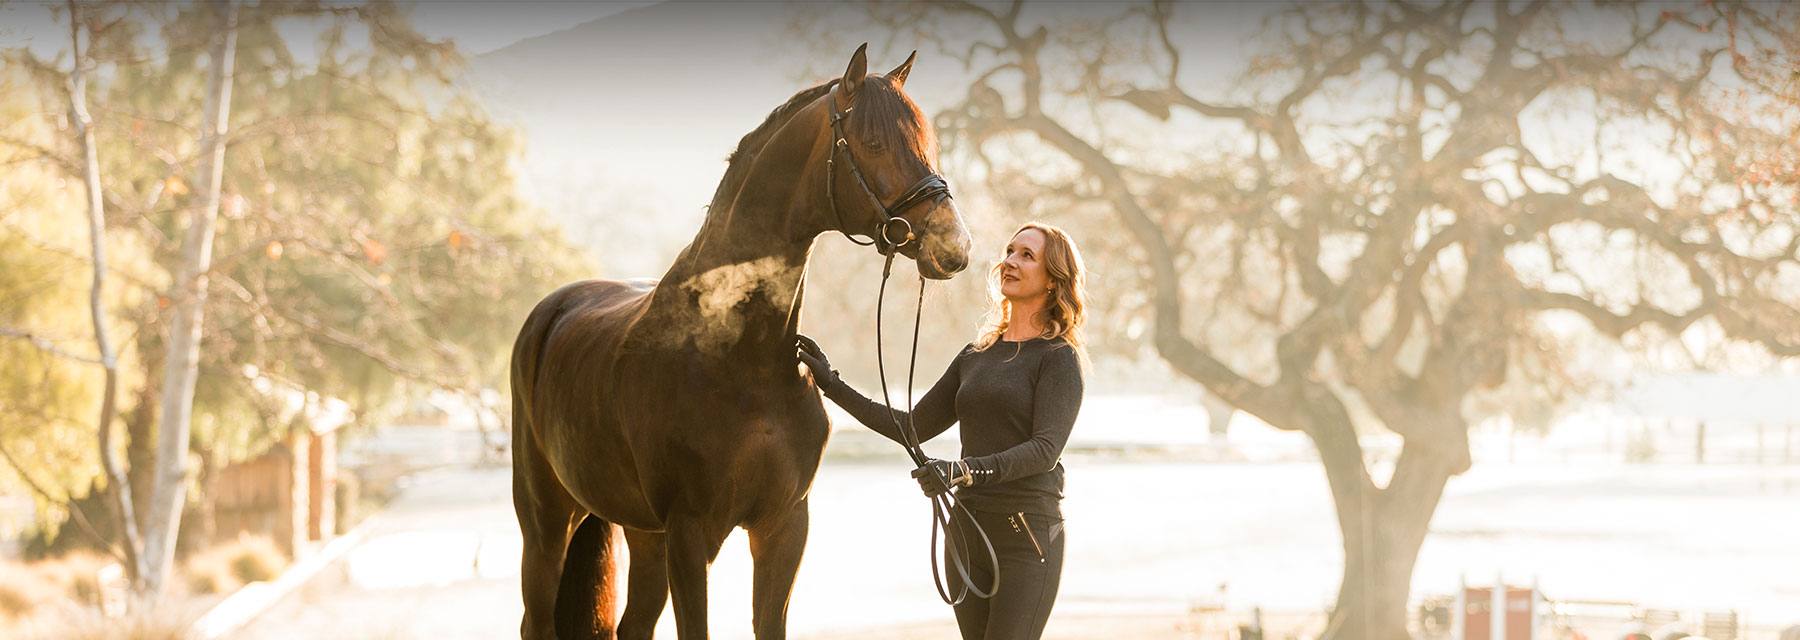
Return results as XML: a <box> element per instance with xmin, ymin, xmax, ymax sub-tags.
<box><xmin>705</xmin><ymin>76</ymin><xmax>935</xmax><ymax>216</ymax></box>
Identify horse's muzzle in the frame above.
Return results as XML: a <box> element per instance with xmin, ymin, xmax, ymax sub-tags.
<box><xmin>906</xmin><ymin>200</ymin><xmax>971</xmax><ymax>280</ymax></box>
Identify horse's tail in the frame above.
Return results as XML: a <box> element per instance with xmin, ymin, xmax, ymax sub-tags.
<box><xmin>555</xmin><ymin>514</ymin><xmax>619</xmax><ymax>640</ymax></box>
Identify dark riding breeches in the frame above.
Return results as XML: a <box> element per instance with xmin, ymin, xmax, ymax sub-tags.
<box><xmin>947</xmin><ymin>508</ymin><xmax>1066</xmax><ymax>640</ymax></box>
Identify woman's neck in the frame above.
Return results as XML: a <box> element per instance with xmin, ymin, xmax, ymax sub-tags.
<box><xmin>1003</xmin><ymin>298</ymin><xmax>1049</xmax><ymax>341</ymax></box>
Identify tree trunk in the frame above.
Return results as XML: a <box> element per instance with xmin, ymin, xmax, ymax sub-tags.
<box><xmin>1201</xmin><ymin>392</ymin><xmax>1233</xmax><ymax>440</ymax></box>
<box><xmin>1315</xmin><ymin>432</ymin><xmax>1457</xmax><ymax>640</ymax></box>
<box><xmin>194</xmin><ymin>446</ymin><xmax>219</xmax><ymax>550</ymax></box>
<box><xmin>126</xmin><ymin>355</ymin><xmax>159</xmax><ymax>536</ymax></box>
<box><xmin>66</xmin><ymin>0</ymin><xmax>146</xmax><ymax>589</ymax></box>
<box><xmin>141</xmin><ymin>0</ymin><xmax>237</xmax><ymax>599</ymax></box>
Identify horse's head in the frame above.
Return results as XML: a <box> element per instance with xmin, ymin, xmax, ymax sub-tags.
<box><xmin>823</xmin><ymin>45</ymin><xmax>972</xmax><ymax>280</ymax></box>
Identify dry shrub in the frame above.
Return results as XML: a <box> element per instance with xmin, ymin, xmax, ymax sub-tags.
<box><xmin>182</xmin><ymin>555</ymin><xmax>235</xmax><ymax>596</ymax></box>
<box><xmin>225</xmin><ymin>535</ymin><xmax>283</xmax><ymax>583</ymax></box>
<box><xmin>0</xmin><ymin>552</ymin><xmax>113</xmax><ymax>620</ymax></box>
<box><xmin>182</xmin><ymin>534</ymin><xmax>286</xmax><ymax>595</ymax></box>
<box><xmin>0</xmin><ymin>564</ymin><xmax>55</xmax><ymax>621</ymax></box>
<box><xmin>26</xmin><ymin>604</ymin><xmax>195</xmax><ymax>640</ymax></box>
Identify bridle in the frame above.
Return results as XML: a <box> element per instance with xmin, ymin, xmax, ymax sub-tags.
<box><xmin>823</xmin><ymin>80</ymin><xmax>953</xmax><ymax>256</ymax></box>
<box><xmin>820</xmin><ymin>80</ymin><xmax>1000</xmax><ymax>606</ymax></box>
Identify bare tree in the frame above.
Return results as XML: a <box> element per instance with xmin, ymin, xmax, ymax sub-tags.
<box><xmin>875</xmin><ymin>1</ymin><xmax>1800</xmax><ymax>637</ymax></box>
<box><xmin>142</xmin><ymin>0</ymin><xmax>236</xmax><ymax>599</ymax></box>
<box><xmin>65</xmin><ymin>0</ymin><xmax>147</xmax><ymax>590</ymax></box>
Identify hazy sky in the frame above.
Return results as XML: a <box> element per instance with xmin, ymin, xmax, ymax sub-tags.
<box><xmin>0</xmin><ymin>1</ymin><xmax>648</xmax><ymax>57</ymax></box>
<box><xmin>405</xmin><ymin>0</ymin><xmax>652</xmax><ymax>53</ymax></box>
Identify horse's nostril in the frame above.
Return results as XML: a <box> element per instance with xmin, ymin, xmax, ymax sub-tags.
<box><xmin>941</xmin><ymin>251</ymin><xmax>968</xmax><ymax>274</ymax></box>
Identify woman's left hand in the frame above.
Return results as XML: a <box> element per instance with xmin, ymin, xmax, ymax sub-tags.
<box><xmin>911</xmin><ymin>458</ymin><xmax>972</xmax><ymax>497</ymax></box>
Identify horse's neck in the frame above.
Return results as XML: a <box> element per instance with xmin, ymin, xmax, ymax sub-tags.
<box><xmin>642</xmin><ymin>104</ymin><xmax>830</xmax><ymax>360</ymax></box>
<box><xmin>643</xmin><ymin>210</ymin><xmax>810</xmax><ymax>359</ymax></box>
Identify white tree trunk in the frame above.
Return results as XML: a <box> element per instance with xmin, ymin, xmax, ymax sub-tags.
<box><xmin>66</xmin><ymin>0</ymin><xmax>146</xmax><ymax>590</ymax></box>
<box><xmin>141</xmin><ymin>0</ymin><xmax>237</xmax><ymax>599</ymax></box>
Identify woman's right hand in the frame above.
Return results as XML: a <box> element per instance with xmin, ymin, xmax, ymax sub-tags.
<box><xmin>795</xmin><ymin>334</ymin><xmax>839</xmax><ymax>386</ymax></box>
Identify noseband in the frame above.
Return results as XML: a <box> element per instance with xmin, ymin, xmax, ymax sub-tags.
<box><xmin>824</xmin><ymin>81</ymin><xmax>953</xmax><ymax>255</ymax></box>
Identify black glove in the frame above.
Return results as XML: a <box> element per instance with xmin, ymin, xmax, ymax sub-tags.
<box><xmin>910</xmin><ymin>458</ymin><xmax>973</xmax><ymax>498</ymax></box>
<box><xmin>795</xmin><ymin>334</ymin><xmax>841</xmax><ymax>389</ymax></box>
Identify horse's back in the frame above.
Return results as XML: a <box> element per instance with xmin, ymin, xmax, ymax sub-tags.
<box><xmin>512</xmin><ymin>278</ymin><xmax>656</xmax><ymax>415</ymax></box>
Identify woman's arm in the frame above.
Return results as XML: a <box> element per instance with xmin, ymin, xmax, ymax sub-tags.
<box><xmin>964</xmin><ymin>345</ymin><xmax>1084</xmax><ymax>483</ymax></box>
<box><xmin>818</xmin><ymin>354</ymin><xmax>961</xmax><ymax>446</ymax></box>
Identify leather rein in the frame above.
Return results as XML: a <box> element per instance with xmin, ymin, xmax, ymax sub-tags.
<box><xmin>822</xmin><ymin>80</ymin><xmax>1000</xmax><ymax>605</ymax></box>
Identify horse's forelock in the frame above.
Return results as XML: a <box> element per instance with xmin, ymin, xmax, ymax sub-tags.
<box><xmin>852</xmin><ymin>76</ymin><xmax>937</xmax><ymax>168</ymax></box>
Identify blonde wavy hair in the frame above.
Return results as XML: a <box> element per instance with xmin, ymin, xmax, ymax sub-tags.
<box><xmin>973</xmin><ymin>221</ymin><xmax>1088</xmax><ymax>352</ymax></box>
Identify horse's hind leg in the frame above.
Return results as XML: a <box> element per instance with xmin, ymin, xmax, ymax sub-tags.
<box><xmin>514</xmin><ymin>423</ymin><xmax>594</xmax><ymax>639</ymax></box>
<box><xmin>617</xmin><ymin>529</ymin><xmax>668</xmax><ymax>640</ymax></box>
<box><xmin>748</xmin><ymin>501</ymin><xmax>810</xmax><ymax>640</ymax></box>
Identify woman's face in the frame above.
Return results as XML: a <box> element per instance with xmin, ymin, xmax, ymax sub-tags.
<box><xmin>998</xmin><ymin>228</ymin><xmax>1053</xmax><ymax>303</ymax></box>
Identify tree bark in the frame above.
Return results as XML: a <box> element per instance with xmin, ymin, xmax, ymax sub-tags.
<box><xmin>1316</xmin><ymin>434</ymin><xmax>1457</xmax><ymax>640</ymax></box>
<box><xmin>66</xmin><ymin>0</ymin><xmax>146</xmax><ymax>589</ymax></box>
<box><xmin>141</xmin><ymin>0</ymin><xmax>237</xmax><ymax>599</ymax></box>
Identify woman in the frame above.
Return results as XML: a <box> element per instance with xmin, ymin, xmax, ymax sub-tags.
<box><xmin>796</xmin><ymin>221</ymin><xmax>1088</xmax><ymax>640</ymax></box>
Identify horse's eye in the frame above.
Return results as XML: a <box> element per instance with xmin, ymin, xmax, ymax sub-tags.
<box><xmin>862</xmin><ymin>138</ymin><xmax>886</xmax><ymax>154</ymax></box>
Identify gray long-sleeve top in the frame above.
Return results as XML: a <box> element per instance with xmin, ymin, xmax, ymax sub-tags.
<box><xmin>819</xmin><ymin>337</ymin><xmax>1086</xmax><ymax>517</ymax></box>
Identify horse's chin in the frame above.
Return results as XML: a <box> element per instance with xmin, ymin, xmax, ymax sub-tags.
<box><xmin>914</xmin><ymin>252</ymin><xmax>966</xmax><ymax>280</ymax></box>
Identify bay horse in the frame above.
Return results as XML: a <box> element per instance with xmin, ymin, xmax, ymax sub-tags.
<box><xmin>510</xmin><ymin>45</ymin><xmax>971</xmax><ymax>639</ymax></box>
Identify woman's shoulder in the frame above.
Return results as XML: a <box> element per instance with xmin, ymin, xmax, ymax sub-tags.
<box><xmin>1041</xmin><ymin>338</ymin><xmax>1080</xmax><ymax>358</ymax></box>
<box><xmin>1035</xmin><ymin>338</ymin><xmax>1087</xmax><ymax>373</ymax></box>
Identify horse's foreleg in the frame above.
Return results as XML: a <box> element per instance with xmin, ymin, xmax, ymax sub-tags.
<box><xmin>618</xmin><ymin>528</ymin><xmax>669</xmax><ymax>640</ymax></box>
<box><xmin>748</xmin><ymin>501</ymin><xmax>810</xmax><ymax>640</ymax></box>
<box><xmin>513</xmin><ymin>426</ymin><xmax>582</xmax><ymax>639</ymax></box>
<box><xmin>665</xmin><ymin>522</ymin><xmax>729</xmax><ymax>640</ymax></box>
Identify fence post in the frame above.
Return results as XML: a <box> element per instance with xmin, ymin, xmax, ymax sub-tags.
<box><xmin>1695</xmin><ymin>422</ymin><xmax>1706</xmax><ymax>464</ymax></box>
<box><xmin>1492</xmin><ymin>573</ymin><xmax>1506</xmax><ymax>640</ymax></box>
<box><xmin>1452</xmin><ymin>574</ymin><xmax>1466</xmax><ymax>640</ymax></box>
<box><xmin>1530</xmin><ymin>576</ymin><xmax>1541</xmax><ymax>640</ymax></box>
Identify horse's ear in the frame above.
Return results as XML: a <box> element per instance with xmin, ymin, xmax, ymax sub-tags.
<box><xmin>888</xmin><ymin>50</ymin><xmax>916</xmax><ymax>88</ymax></box>
<box><xmin>839</xmin><ymin>43</ymin><xmax>869</xmax><ymax>100</ymax></box>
